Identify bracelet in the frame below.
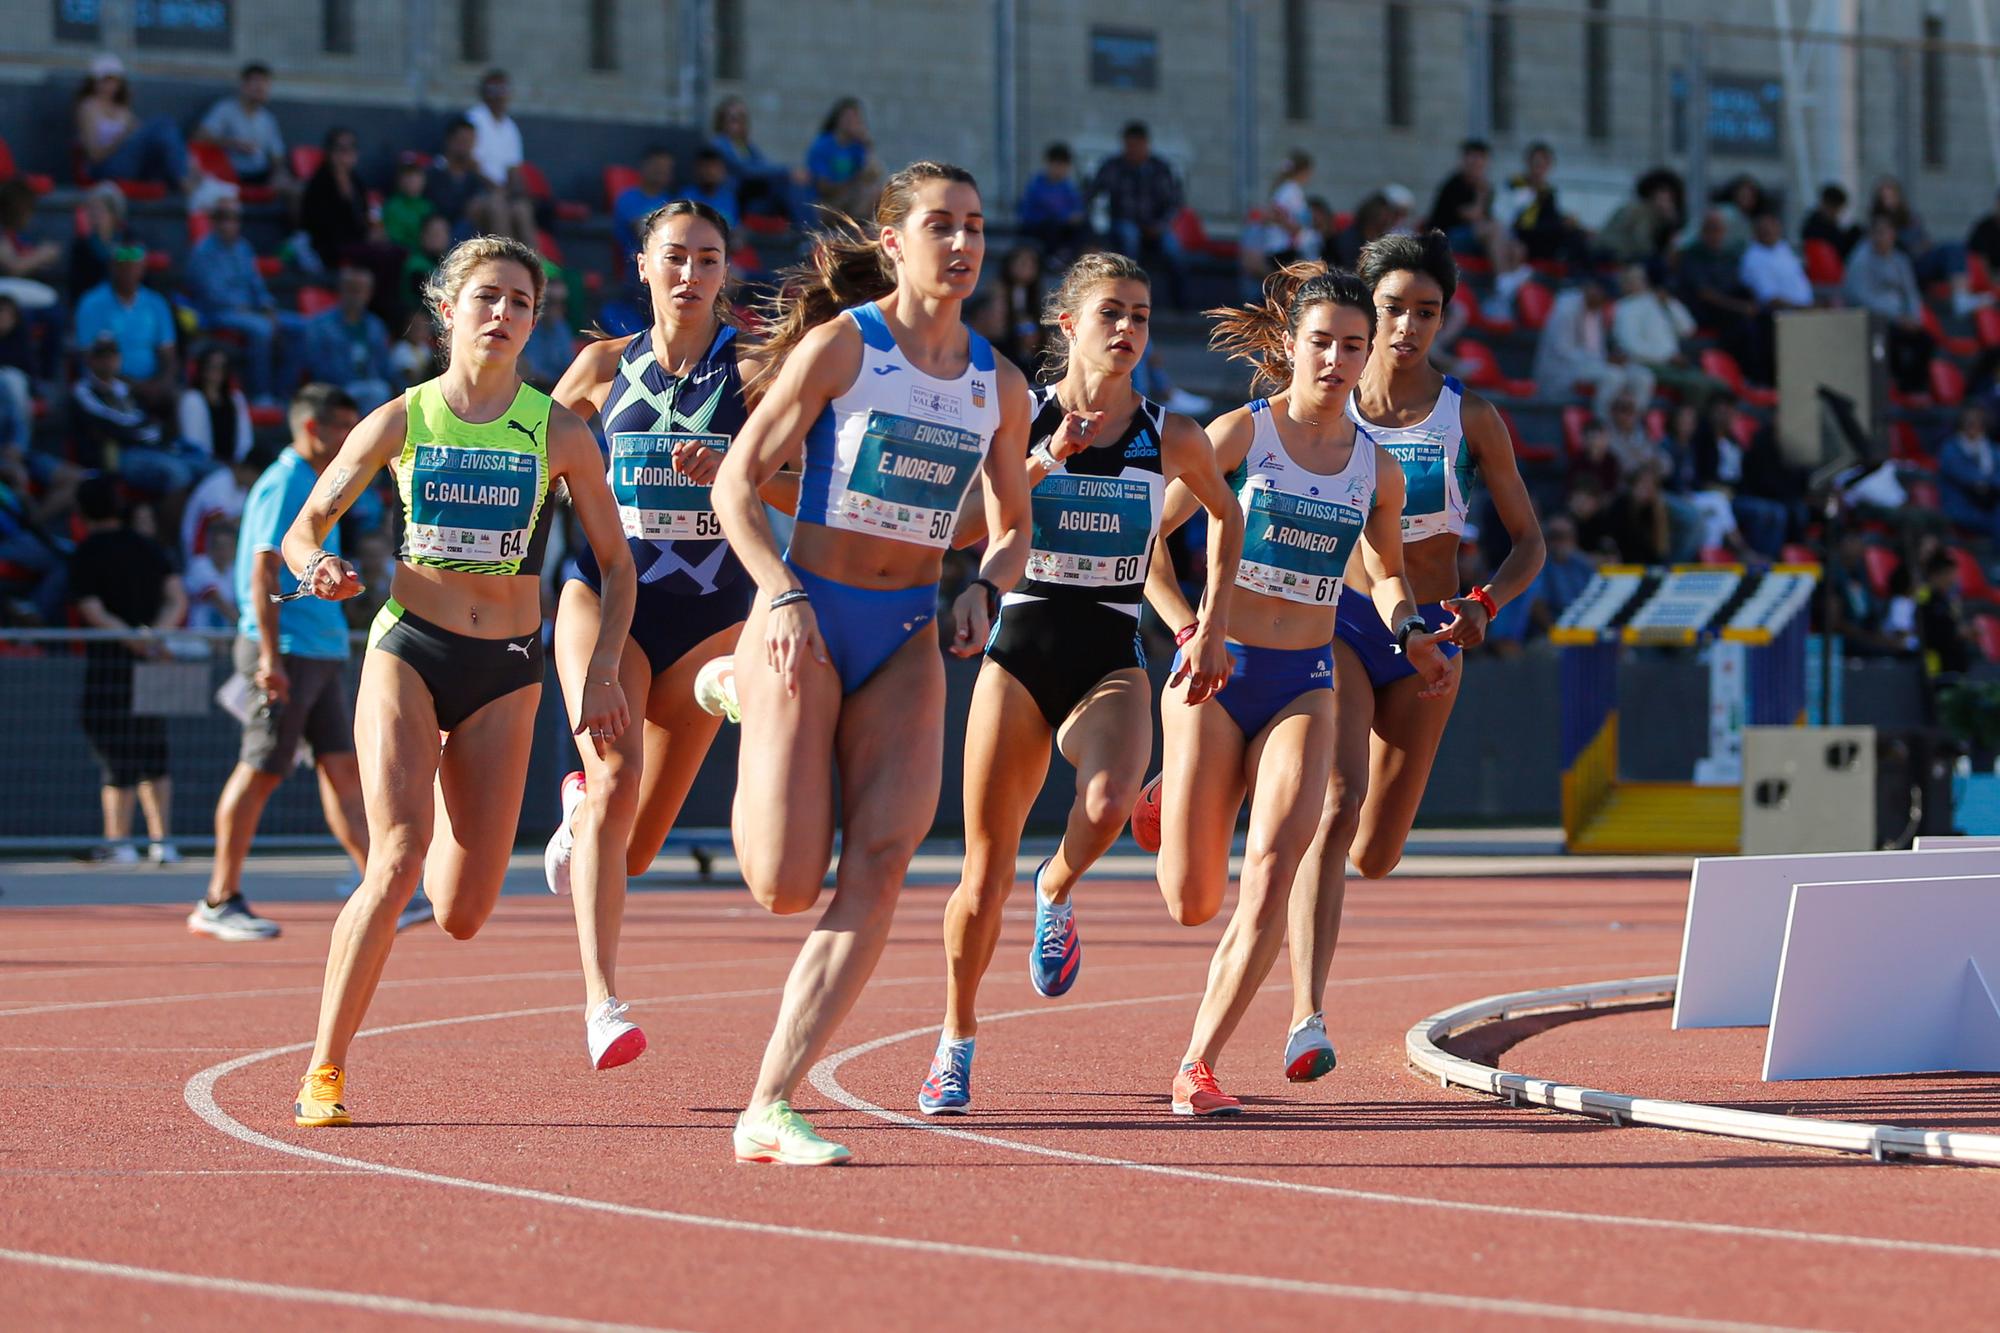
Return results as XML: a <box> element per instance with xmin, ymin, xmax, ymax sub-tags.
<box><xmin>297</xmin><ymin>548</ymin><xmax>332</xmax><ymax>594</ymax></box>
<box><xmin>769</xmin><ymin>588</ymin><xmax>810</xmax><ymax>611</ymax></box>
<box><xmin>970</xmin><ymin>576</ymin><xmax>1001</xmax><ymax>618</ymax></box>
<box><xmin>1029</xmin><ymin>443</ymin><xmax>1060</xmax><ymax>472</ymax></box>
<box><xmin>1467</xmin><ymin>585</ymin><xmax>1499</xmax><ymax>619</ymax></box>
<box><xmin>1174</xmin><ymin>622</ymin><xmax>1200</xmax><ymax>647</ymax></box>
<box><xmin>1394</xmin><ymin>615</ymin><xmax>1428</xmax><ymax>654</ymax></box>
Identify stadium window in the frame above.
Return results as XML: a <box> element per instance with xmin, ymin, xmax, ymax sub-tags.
<box><xmin>460</xmin><ymin>0</ymin><xmax>489</xmax><ymax>65</ymax></box>
<box><xmin>1923</xmin><ymin>14</ymin><xmax>1946</xmax><ymax>168</ymax></box>
<box><xmin>715</xmin><ymin>0</ymin><xmax>745</xmax><ymax>81</ymax></box>
<box><xmin>1584</xmin><ymin>0</ymin><xmax>1609</xmax><ymax>142</ymax></box>
<box><xmin>1489</xmin><ymin>0</ymin><xmax>1515</xmax><ymax>135</ymax></box>
<box><xmin>1386</xmin><ymin>1</ymin><xmax>1413</xmax><ymax>129</ymax></box>
<box><xmin>589</xmin><ymin>0</ymin><xmax>618</xmax><ymax>71</ymax></box>
<box><xmin>322</xmin><ymin>0</ymin><xmax>354</xmax><ymax>54</ymax></box>
<box><xmin>1284</xmin><ymin>0</ymin><xmax>1309</xmax><ymax>122</ymax></box>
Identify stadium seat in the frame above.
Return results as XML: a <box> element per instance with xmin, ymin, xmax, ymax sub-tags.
<box><xmin>1890</xmin><ymin>421</ymin><xmax>1927</xmax><ymax>463</ymax></box>
<box><xmin>1780</xmin><ymin>543</ymin><xmax>1819</xmax><ymax>566</ymax></box>
<box><xmin>1644</xmin><ymin>407</ymin><xmax>1666</xmax><ymax>440</ymax></box>
<box><xmin>1494</xmin><ymin>405</ymin><xmax>1557</xmax><ymax>464</ymax></box>
<box><xmin>602</xmin><ymin>164</ymin><xmax>640</xmax><ymax>212</ymax></box>
<box><xmin>1929</xmin><ymin>357</ymin><xmax>1967</xmax><ymax>408</ymax></box>
<box><xmin>1451</xmin><ymin>339</ymin><xmax>1536</xmax><ymax>397</ymax></box>
<box><xmin>297</xmin><ymin>285</ymin><xmax>337</xmax><ymax>316</ymax></box>
<box><xmin>1907</xmin><ymin>475</ymin><xmax>1942</xmax><ymax>511</ymax></box>
<box><xmin>190</xmin><ymin>140</ymin><xmax>237</xmax><ymax>183</ymax></box>
<box><xmin>1171</xmin><ymin>206</ymin><xmax>1238</xmax><ymax>261</ymax></box>
<box><xmin>1862</xmin><ymin>544</ymin><xmax>1899</xmax><ymax>599</ymax></box>
<box><xmin>1561</xmin><ymin>403</ymin><xmax>1590</xmax><ymax>456</ymax></box>
<box><xmin>1514</xmin><ymin>280</ymin><xmax>1553</xmax><ymax>331</ymax></box>
<box><xmin>1977</xmin><ymin>615</ymin><xmax>2000</xmax><ymax>664</ymax></box>
<box><xmin>1698</xmin><ymin>347</ymin><xmax>1777</xmax><ymax>409</ymax></box>
<box><xmin>0</xmin><ymin>135</ymin><xmax>53</xmax><ymax>195</ymax></box>
<box><xmin>1921</xmin><ymin>305</ymin><xmax>1979</xmax><ymax>360</ymax></box>
<box><xmin>1728</xmin><ymin>410</ymin><xmax>1759</xmax><ymax>450</ymax></box>
<box><xmin>1976</xmin><ymin>305</ymin><xmax>2000</xmax><ymax>349</ymax></box>
<box><xmin>1803</xmin><ymin>238</ymin><xmax>1844</xmax><ymax>287</ymax></box>
<box><xmin>187</xmin><ymin>211</ymin><xmax>211</xmax><ymax>245</ymax></box>
<box><xmin>536</xmin><ymin>228</ymin><xmax>565</xmax><ymax>265</ymax></box>
<box><xmin>1699</xmin><ymin>545</ymin><xmax>1737</xmax><ymax>565</ymax></box>
<box><xmin>1453</xmin><ymin>284</ymin><xmax>1514</xmax><ymax>335</ymax></box>
<box><xmin>1972</xmin><ymin>253</ymin><xmax>1994</xmax><ymax>295</ymax></box>
<box><xmin>518</xmin><ymin>161</ymin><xmax>589</xmax><ymax>222</ymax></box>
<box><xmin>1951</xmin><ymin>547</ymin><xmax>2000</xmax><ymax>603</ymax></box>
<box><xmin>290</xmin><ymin>145</ymin><xmax>323</xmax><ymax>181</ymax></box>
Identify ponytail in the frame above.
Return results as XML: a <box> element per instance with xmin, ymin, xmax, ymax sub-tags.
<box><xmin>1206</xmin><ymin>261</ymin><xmax>1373</xmax><ymax>396</ymax></box>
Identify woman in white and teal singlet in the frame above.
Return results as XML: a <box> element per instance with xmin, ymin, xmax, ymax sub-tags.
<box><xmin>1143</xmin><ymin>265</ymin><xmax>1447</xmax><ymax>1117</ymax></box>
<box><xmin>915</xmin><ymin>252</ymin><xmax>1244</xmax><ymax>1116</ymax></box>
<box><xmin>1286</xmin><ymin>232</ymin><xmax>1545</xmax><ymax>1082</ymax></box>
<box><xmin>280</xmin><ymin>236</ymin><xmax>636</xmax><ymax>1129</ymax></box>
<box><xmin>709</xmin><ymin>162</ymin><xmax>1033</xmax><ymax>1165</ymax></box>
<box><xmin>539</xmin><ymin>201</ymin><xmax>796</xmax><ymax>1075</ymax></box>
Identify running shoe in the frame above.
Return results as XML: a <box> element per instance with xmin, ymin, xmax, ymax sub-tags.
<box><xmin>693</xmin><ymin>655</ymin><xmax>740</xmax><ymax>723</ymax></box>
<box><xmin>917</xmin><ymin>1036</ymin><xmax>975</xmax><ymax>1115</ymax></box>
<box><xmin>1130</xmin><ymin>774</ymin><xmax>1163</xmax><ymax>854</ymax></box>
<box><xmin>543</xmin><ymin>770</ymin><xmax>587</xmax><ymax>895</ymax></box>
<box><xmin>587</xmin><ymin>996</ymin><xmax>647</xmax><ymax>1070</ymax></box>
<box><xmin>1172</xmin><ymin>1060</ymin><xmax>1243</xmax><ymax>1117</ymax></box>
<box><xmin>87</xmin><ymin>841</ymin><xmax>140</xmax><ymax>865</ymax></box>
<box><xmin>1028</xmin><ymin>857</ymin><xmax>1081</xmax><ymax>998</ymax></box>
<box><xmin>1284</xmin><ymin>1011</ymin><xmax>1338</xmax><ymax>1083</ymax></box>
<box><xmin>294</xmin><ymin>1063</ymin><xmax>351</xmax><ymax>1127</ymax></box>
<box><xmin>732</xmin><ymin>1100</ymin><xmax>851</xmax><ymax>1166</ymax></box>
<box><xmin>148</xmin><ymin>841</ymin><xmax>182</xmax><ymax>865</ymax></box>
<box><xmin>186</xmin><ymin>895</ymin><xmax>282</xmax><ymax>941</ymax></box>
<box><xmin>396</xmin><ymin>889</ymin><xmax>434</xmax><ymax>933</ymax></box>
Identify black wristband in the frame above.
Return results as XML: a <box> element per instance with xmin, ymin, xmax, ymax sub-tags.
<box><xmin>769</xmin><ymin>588</ymin><xmax>810</xmax><ymax>611</ymax></box>
<box><xmin>971</xmin><ymin>577</ymin><xmax>1001</xmax><ymax>618</ymax></box>
<box><xmin>1394</xmin><ymin>616</ymin><xmax>1428</xmax><ymax>654</ymax></box>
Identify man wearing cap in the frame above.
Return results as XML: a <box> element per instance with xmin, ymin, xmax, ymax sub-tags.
<box><xmin>74</xmin><ymin>244</ymin><xmax>178</xmax><ymax>414</ymax></box>
<box><xmin>71</xmin><ymin>333</ymin><xmax>194</xmax><ymax>496</ymax></box>
<box><xmin>183</xmin><ymin>199</ymin><xmax>305</xmax><ymax>405</ymax></box>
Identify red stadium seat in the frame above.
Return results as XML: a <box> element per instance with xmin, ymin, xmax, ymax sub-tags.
<box><xmin>1803</xmin><ymin>238</ymin><xmax>1844</xmax><ymax>286</ymax></box>
<box><xmin>1514</xmin><ymin>280</ymin><xmax>1554</xmax><ymax>331</ymax></box>
<box><xmin>290</xmin><ymin>145</ymin><xmax>323</xmax><ymax>181</ymax></box>
<box><xmin>1561</xmin><ymin>403</ymin><xmax>1590</xmax><ymax>457</ymax></box>
<box><xmin>1952</xmin><ymin>547</ymin><xmax>2000</xmax><ymax>603</ymax></box>
<box><xmin>190</xmin><ymin>140</ymin><xmax>237</xmax><ymax>183</ymax></box>
<box><xmin>1728</xmin><ymin>410</ymin><xmax>1758</xmax><ymax>450</ymax></box>
<box><xmin>1908</xmin><ymin>476</ymin><xmax>1942</xmax><ymax>511</ymax></box>
<box><xmin>1698</xmin><ymin>347</ymin><xmax>1777</xmax><ymax>408</ymax></box>
<box><xmin>1922</xmin><ymin>305</ymin><xmax>1979</xmax><ymax>360</ymax></box>
<box><xmin>297</xmin><ymin>285</ymin><xmax>337</xmax><ymax>316</ymax></box>
<box><xmin>517</xmin><ymin>161</ymin><xmax>588</xmax><ymax>222</ymax></box>
<box><xmin>602</xmin><ymin>164</ymin><xmax>641</xmax><ymax>212</ymax></box>
<box><xmin>1972</xmin><ymin>253</ymin><xmax>1994</xmax><ymax>295</ymax></box>
<box><xmin>536</xmin><ymin>228</ymin><xmax>565</xmax><ymax>265</ymax></box>
<box><xmin>1450</xmin><ymin>339</ymin><xmax>1537</xmax><ymax>397</ymax></box>
<box><xmin>1976</xmin><ymin>305</ymin><xmax>2000</xmax><ymax>348</ymax></box>
<box><xmin>1644</xmin><ymin>407</ymin><xmax>1666</xmax><ymax>440</ymax></box>
<box><xmin>1454</xmin><ymin>284</ymin><xmax>1515</xmax><ymax>335</ymax></box>
<box><xmin>1781</xmin><ymin>543</ymin><xmax>1819</xmax><ymax>566</ymax></box>
<box><xmin>1890</xmin><ymin>421</ymin><xmax>1927</xmax><ymax>463</ymax></box>
<box><xmin>187</xmin><ymin>211</ymin><xmax>211</xmax><ymax>245</ymax></box>
<box><xmin>1977</xmin><ymin>615</ymin><xmax>2000</xmax><ymax>664</ymax></box>
<box><xmin>0</xmin><ymin>135</ymin><xmax>53</xmax><ymax>194</ymax></box>
<box><xmin>1862</xmin><ymin>545</ymin><xmax>1900</xmax><ymax>599</ymax></box>
<box><xmin>1171</xmin><ymin>207</ymin><xmax>1238</xmax><ymax>261</ymax></box>
<box><xmin>1494</xmin><ymin>405</ymin><xmax>1558</xmax><ymax>464</ymax></box>
<box><xmin>1929</xmin><ymin>357</ymin><xmax>1968</xmax><ymax>407</ymax></box>
<box><xmin>1699</xmin><ymin>545</ymin><xmax>1736</xmax><ymax>565</ymax></box>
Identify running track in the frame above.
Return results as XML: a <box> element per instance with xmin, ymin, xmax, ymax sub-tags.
<box><xmin>3</xmin><ymin>866</ymin><xmax>1995</xmax><ymax>1331</ymax></box>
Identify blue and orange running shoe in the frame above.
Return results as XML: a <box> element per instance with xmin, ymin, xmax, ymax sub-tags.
<box><xmin>1028</xmin><ymin>857</ymin><xmax>1081</xmax><ymax>997</ymax></box>
<box><xmin>917</xmin><ymin>1035</ymin><xmax>975</xmax><ymax>1115</ymax></box>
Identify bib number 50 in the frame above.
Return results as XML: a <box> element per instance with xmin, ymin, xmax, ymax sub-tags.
<box><xmin>928</xmin><ymin>510</ymin><xmax>953</xmax><ymax>541</ymax></box>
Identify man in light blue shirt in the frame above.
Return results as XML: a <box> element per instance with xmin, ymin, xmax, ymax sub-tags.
<box><xmin>74</xmin><ymin>246</ymin><xmax>178</xmax><ymax>413</ymax></box>
<box><xmin>303</xmin><ymin>266</ymin><xmax>396</xmax><ymax>411</ymax></box>
<box><xmin>195</xmin><ymin>384</ymin><xmax>384</xmax><ymax>941</ymax></box>
<box><xmin>183</xmin><ymin>199</ymin><xmax>306</xmax><ymax>404</ymax></box>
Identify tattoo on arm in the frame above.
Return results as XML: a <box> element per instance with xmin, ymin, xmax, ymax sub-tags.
<box><xmin>315</xmin><ymin>466</ymin><xmax>356</xmax><ymax>528</ymax></box>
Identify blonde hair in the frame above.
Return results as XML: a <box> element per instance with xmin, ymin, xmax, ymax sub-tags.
<box><xmin>422</xmin><ymin>234</ymin><xmax>547</xmax><ymax>365</ymax></box>
<box><xmin>746</xmin><ymin>160</ymin><xmax>979</xmax><ymax>403</ymax></box>
<box><xmin>1038</xmin><ymin>251</ymin><xmax>1149</xmax><ymax>380</ymax></box>
<box><xmin>1206</xmin><ymin>261</ymin><xmax>1373</xmax><ymax>396</ymax></box>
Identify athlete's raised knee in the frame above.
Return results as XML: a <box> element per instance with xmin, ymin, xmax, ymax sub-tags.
<box><xmin>1077</xmin><ymin>770</ymin><xmax>1143</xmax><ymax>840</ymax></box>
<box><xmin>745</xmin><ymin>866</ymin><xmax>823</xmax><ymax>916</ymax></box>
<box><xmin>1351</xmin><ymin>836</ymin><xmax>1406</xmax><ymax>881</ymax></box>
<box><xmin>1159</xmin><ymin>870</ymin><xmax>1224</xmax><ymax>927</ymax></box>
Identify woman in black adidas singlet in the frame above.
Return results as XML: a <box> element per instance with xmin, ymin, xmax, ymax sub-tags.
<box><xmin>914</xmin><ymin>253</ymin><xmax>1242</xmax><ymax>1115</ymax></box>
<box><xmin>540</xmin><ymin>202</ymin><xmax>795</xmax><ymax>1072</ymax></box>
<box><xmin>281</xmin><ymin>235</ymin><xmax>635</xmax><ymax>1128</ymax></box>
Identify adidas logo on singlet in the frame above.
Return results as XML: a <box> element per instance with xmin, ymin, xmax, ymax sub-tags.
<box><xmin>1126</xmin><ymin>436</ymin><xmax>1158</xmax><ymax>458</ymax></box>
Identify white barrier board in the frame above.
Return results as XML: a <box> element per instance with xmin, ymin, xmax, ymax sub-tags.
<box><xmin>1673</xmin><ymin>847</ymin><xmax>2000</xmax><ymax>1029</ymax></box>
<box><xmin>1915</xmin><ymin>837</ymin><xmax>2000</xmax><ymax>850</ymax></box>
<box><xmin>1764</xmin><ymin>874</ymin><xmax>2000</xmax><ymax>1080</ymax></box>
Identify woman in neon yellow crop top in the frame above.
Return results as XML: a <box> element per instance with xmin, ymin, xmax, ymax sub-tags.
<box><xmin>280</xmin><ymin>235</ymin><xmax>636</xmax><ymax>1129</ymax></box>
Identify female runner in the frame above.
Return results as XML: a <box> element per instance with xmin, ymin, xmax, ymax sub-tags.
<box><xmin>916</xmin><ymin>252</ymin><xmax>1243</xmax><ymax>1115</ymax></box>
<box><xmin>1145</xmin><ymin>265</ymin><xmax>1446</xmax><ymax>1115</ymax></box>
<box><xmin>709</xmin><ymin>162</ymin><xmax>1032</xmax><ymax>1164</ymax></box>
<box><xmin>1282</xmin><ymin>232</ymin><xmax>1544</xmax><ymax>1080</ymax></box>
<box><xmin>287</xmin><ymin>235</ymin><xmax>635</xmax><ymax>1127</ymax></box>
<box><xmin>540</xmin><ymin>200</ymin><xmax>795</xmax><ymax>1071</ymax></box>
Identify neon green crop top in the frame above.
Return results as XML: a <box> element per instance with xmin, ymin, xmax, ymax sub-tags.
<box><xmin>395</xmin><ymin>379</ymin><xmax>555</xmax><ymax>576</ymax></box>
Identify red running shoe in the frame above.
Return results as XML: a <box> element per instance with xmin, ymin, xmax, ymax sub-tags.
<box><xmin>1172</xmin><ymin>1059</ymin><xmax>1243</xmax><ymax>1117</ymax></box>
<box><xmin>1130</xmin><ymin>773</ymin><xmax>1163</xmax><ymax>854</ymax></box>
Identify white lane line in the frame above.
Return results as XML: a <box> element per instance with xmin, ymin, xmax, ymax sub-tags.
<box><xmin>2</xmin><ymin>1168</ymin><xmax>360</xmax><ymax>1177</ymax></box>
<box><xmin>808</xmin><ymin>974</ymin><xmax>2000</xmax><ymax>1265</ymax></box>
<box><xmin>0</xmin><ymin>1247</ymin><xmax>688</xmax><ymax>1332</ymax></box>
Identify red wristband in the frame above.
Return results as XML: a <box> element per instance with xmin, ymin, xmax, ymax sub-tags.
<box><xmin>1174</xmin><ymin>622</ymin><xmax>1200</xmax><ymax>647</ymax></box>
<box><xmin>1467</xmin><ymin>586</ymin><xmax>1498</xmax><ymax>619</ymax></box>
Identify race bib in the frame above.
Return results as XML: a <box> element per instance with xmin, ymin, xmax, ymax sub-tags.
<box><xmin>837</xmin><ymin>410</ymin><xmax>985</xmax><ymax>547</ymax></box>
<box><xmin>1027</xmin><ymin>473</ymin><xmax>1152</xmax><ymax>588</ymax></box>
<box><xmin>406</xmin><ymin>444</ymin><xmax>540</xmax><ymax>563</ymax></box>
<box><xmin>1385</xmin><ymin>440</ymin><xmax>1448</xmax><ymax>529</ymax></box>
<box><xmin>1236</xmin><ymin>481</ymin><xmax>1364</xmax><ymax>605</ymax></box>
<box><xmin>610</xmin><ymin>432</ymin><xmax>726</xmax><ymax>541</ymax></box>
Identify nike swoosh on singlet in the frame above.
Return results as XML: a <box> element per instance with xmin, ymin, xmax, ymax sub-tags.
<box><xmin>689</xmin><ymin>363</ymin><xmax>727</xmax><ymax>384</ymax></box>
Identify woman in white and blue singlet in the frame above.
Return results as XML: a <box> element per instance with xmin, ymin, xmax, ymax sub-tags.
<box><xmin>1144</xmin><ymin>265</ymin><xmax>1447</xmax><ymax>1116</ymax></box>
<box><xmin>1284</xmin><ymin>232</ymin><xmax>1545</xmax><ymax>1079</ymax></box>
<box><xmin>914</xmin><ymin>252</ymin><xmax>1243</xmax><ymax>1116</ymax></box>
<box><xmin>540</xmin><ymin>201</ymin><xmax>796</xmax><ymax>1073</ymax></box>
<box><xmin>709</xmin><ymin>162</ymin><xmax>1033</xmax><ymax>1164</ymax></box>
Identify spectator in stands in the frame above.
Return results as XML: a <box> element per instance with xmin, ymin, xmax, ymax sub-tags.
<box><xmin>1018</xmin><ymin>142</ymin><xmax>1089</xmax><ymax>265</ymax></box>
<box><xmin>1089</xmin><ymin>121</ymin><xmax>1186</xmax><ymax>305</ymax></box>
<box><xmin>1677</xmin><ymin>208</ymin><xmax>1765</xmax><ymax>377</ymax></box>
<box><xmin>299</xmin><ymin>127</ymin><xmax>371</xmax><ymax>275</ymax></box>
<box><xmin>1740</xmin><ymin>210</ymin><xmax>1814</xmax><ymax>313</ymax></box>
<box><xmin>68</xmin><ymin>182</ymin><xmax>129</xmax><ymax>299</ymax></box>
<box><xmin>1968</xmin><ymin>187</ymin><xmax>2000</xmax><ymax>282</ymax></box>
<box><xmin>1940</xmin><ymin>403</ymin><xmax>2000</xmax><ymax>540</ymax></box>
<box><xmin>199</xmin><ymin>384</ymin><xmax>370</xmax><ymax>939</ymax></box>
<box><xmin>1690</xmin><ymin>397</ymin><xmax>1786</xmax><ymax>559</ymax></box>
<box><xmin>1917</xmin><ymin>549</ymin><xmax>1974</xmax><ymax>677</ymax></box>
<box><xmin>303</xmin><ymin>266</ymin><xmax>394</xmax><ymax>410</ymax></box>
<box><xmin>1601</xmin><ymin>463</ymin><xmax>1674</xmax><ymax>566</ymax></box>
<box><xmin>0</xmin><ymin>434</ymin><xmax>70</xmax><ymax>625</ymax></box>
<box><xmin>1602</xmin><ymin>390</ymin><xmax>1668</xmax><ymax>476</ymax></box>
<box><xmin>808</xmin><ymin>96</ymin><xmax>884</xmax><ymax>220</ymax></box>
<box><xmin>1597</xmin><ymin>168</ymin><xmax>1683</xmax><ymax>265</ymax></box>
<box><xmin>425</xmin><ymin>118</ymin><xmax>487</xmax><ymax>231</ymax></box>
<box><xmin>73</xmin><ymin>54</ymin><xmax>195</xmax><ymax>194</ymax></box>
<box><xmin>519</xmin><ymin>275</ymin><xmax>574</xmax><ymax>390</ymax></box>
<box><xmin>992</xmin><ymin>246</ymin><xmax>1045</xmax><ymax>369</ymax></box>
<box><xmin>709</xmin><ymin>96</ymin><xmax>804</xmax><ymax>224</ymax></box>
<box><xmin>194</xmin><ymin>63</ymin><xmax>293</xmax><ymax>193</ymax></box>
<box><xmin>1845</xmin><ymin>211</ymin><xmax>1934</xmax><ymax>396</ymax></box>
<box><xmin>1424</xmin><ymin>138</ymin><xmax>1493</xmax><ymax>254</ymax></box>
<box><xmin>178</xmin><ymin>344</ymin><xmax>254</xmax><ymax>466</ymax></box>
<box><xmin>1249</xmin><ymin>150</ymin><xmax>1319</xmax><ymax>272</ymax></box>
<box><xmin>0</xmin><ymin>180</ymin><xmax>61</xmax><ymax>313</ymax></box>
<box><xmin>1610</xmin><ymin>263</ymin><xmax>1727</xmax><ymax>405</ymax></box>
<box><xmin>1821</xmin><ymin>528</ymin><xmax>1902</xmax><ymax>654</ymax></box>
<box><xmin>1870</xmin><ymin>176</ymin><xmax>1932</xmax><ymax>264</ymax></box>
<box><xmin>1803</xmin><ymin>182</ymin><xmax>1861</xmax><ymax>259</ymax></box>
<box><xmin>1530</xmin><ymin>515</ymin><xmax>1605</xmax><ymax>620</ymax></box>
<box><xmin>0</xmin><ymin>297</ymin><xmax>30</xmax><ymax>447</ymax></box>
<box><xmin>183</xmin><ymin>198</ymin><xmax>305</xmax><ymax>405</ymax></box>
<box><xmin>1501</xmin><ymin>141</ymin><xmax>1583</xmax><ymax>264</ymax></box>
<box><xmin>677</xmin><ymin>147</ymin><xmax>740</xmax><ymax>229</ymax></box>
<box><xmin>184</xmin><ymin>515</ymin><xmax>237</xmax><ymax>630</ymax></box>
<box><xmin>69</xmin><ymin>474</ymin><xmax>186</xmax><ymax>865</ymax></box>
<box><xmin>1534</xmin><ymin>280</ymin><xmax>1653</xmax><ymax>418</ymax></box>
<box><xmin>1573</xmin><ymin>419</ymin><xmax>1622</xmax><ymax>494</ymax></box>
<box><xmin>1709</xmin><ymin>175</ymin><xmax>1768</xmax><ymax>255</ymax></box>
<box><xmin>182</xmin><ymin>435</ymin><xmax>261</xmax><ymax>591</ymax></box>
<box><xmin>613</xmin><ymin>146</ymin><xmax>678</xmax><ymax>265</ymax></box>
<box><xmin>390</xmin><ymin>309</ymin><xmax>438</xmax><ymax>387</ymax></box>
<box><xmin>1328</xmin><ymin>191</ymin><xmax>1399</xmax><ymax>270</ymax></box>
<box><xmin>400</xmin><ymin>212</ymin><xmax>451</xmax><ymax>312</ymax></box>
<box><xmin>381</xmin><ymin>152</ymin><xmax>435</xmax><ymax>254</ymax></box>
<box><xmin>467</xmin><ymin>69</ymin><xmax>524</xmax><ymax>191</ymax></box>
<box><xmin>74</xmin><ymin>245</ymin><xmax>178</xmax><ymax>415</ymax></box>
<box><xmin>72</xmin><ymin>333</ymin><xmax>194</xmax><ymax>498</ymax></box>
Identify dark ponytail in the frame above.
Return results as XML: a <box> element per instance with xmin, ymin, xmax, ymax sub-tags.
<box><xmin>1206</xmin><ymin>261</ymin><xmax>1373</xmax><ymax>395</ymax></box>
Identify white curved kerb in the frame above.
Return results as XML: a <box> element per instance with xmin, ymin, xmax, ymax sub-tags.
<box><xmin>1406</xmin><ymin>974</ymin><xmax>2000</xmax><ymax>1167</ymax></box>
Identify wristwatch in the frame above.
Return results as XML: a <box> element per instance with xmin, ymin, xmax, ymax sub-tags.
<box><xmin>1394</xmin><ymin>616</ymin><xmax>1428</xmax><ymax>654</ymax></box>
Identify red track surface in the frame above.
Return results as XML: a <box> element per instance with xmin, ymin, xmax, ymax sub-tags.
<box><xmin>4</xmin><ymin>873</ymin><xmax>1996</xmax><ymax>1331</ymax></box>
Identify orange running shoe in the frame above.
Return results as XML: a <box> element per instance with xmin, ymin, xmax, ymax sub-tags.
<box><xmin>1130</xmin><ymin>773</ymin><xmax>1163</xmax><ymax>854</ymax></box>
<box><xmin>1172</xmin><ymin>1060</ymin><xmax>1243</xmax><ymax>1117</ymax></box>
<box><xmin>294</xmin><ymin>1063</ymin><xmax>351</xmax><ymax>1127</ymax></box>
